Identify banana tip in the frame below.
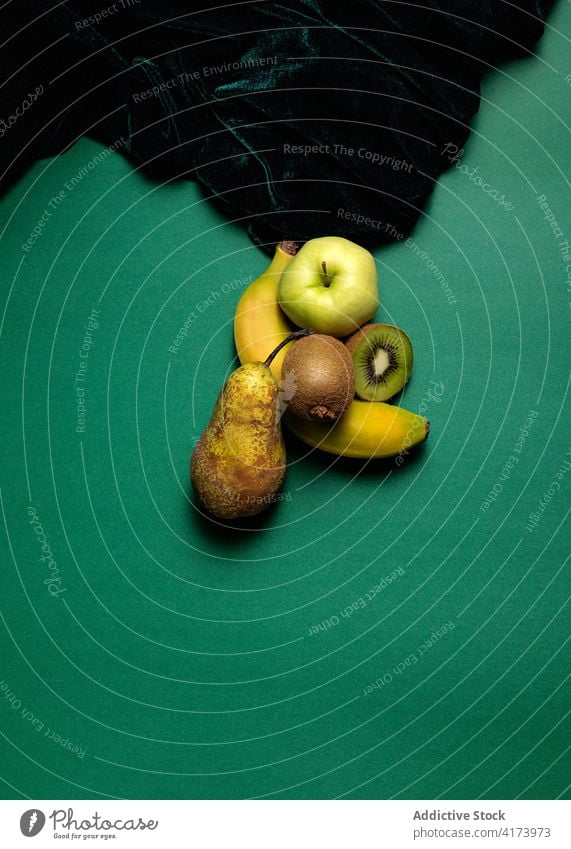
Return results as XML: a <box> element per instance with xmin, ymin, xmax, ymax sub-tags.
<box><xmin>424</xmin><ymin>419</ymin><xmax>430</xmax><ymax>441</ymax></box>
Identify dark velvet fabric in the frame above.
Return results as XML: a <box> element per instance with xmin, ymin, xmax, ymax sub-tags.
<box><xmin>0</xmin><ymin>1</ymin><xmax>554</xmax><ymax>252</ymax></box>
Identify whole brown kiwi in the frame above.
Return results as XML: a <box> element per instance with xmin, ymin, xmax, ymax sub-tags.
<box><xmin>281</xmin><ymin>333</ymin><xmax>355</xmax><ymax>422</ymax></box>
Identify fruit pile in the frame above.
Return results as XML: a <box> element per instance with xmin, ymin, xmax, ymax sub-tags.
<box><xmin>191</xmin><ymin>237</ymin><xmax>429</xmax><ymax>520</ymax></box>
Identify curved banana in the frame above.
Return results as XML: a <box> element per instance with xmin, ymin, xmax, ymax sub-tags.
<box><xmin>234</xmin><ymin>241</ymin><xmax>298</xmax><ymax>380</ymax></box>
<box><xmin>234</xmin><ymin>241</ymin><xmax>429</xmax><ymax>459</ymax></box>
<box><xmin>284</xmin><ymin>401</ymin><xmax>429</xmax><ymax>459</ymax></box>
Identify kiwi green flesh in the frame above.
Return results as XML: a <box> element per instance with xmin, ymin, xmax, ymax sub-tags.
<box><xmin>352</xmin><ymin>326</ymin><xmax>413</xmax><ymax>402</ymax></box>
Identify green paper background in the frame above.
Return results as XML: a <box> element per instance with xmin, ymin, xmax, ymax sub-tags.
<box><xmin>1</xmin><ymin>3</ymin><xmax>569</xmax><ymax>800</ymax></box>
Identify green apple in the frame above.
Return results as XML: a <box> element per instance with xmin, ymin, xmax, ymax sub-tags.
<box><xmin>277</xmin><ymin>236</ymin><xmax>379</xmax><ymax>337</ymax></box>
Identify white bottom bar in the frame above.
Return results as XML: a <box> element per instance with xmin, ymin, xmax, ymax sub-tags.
<box><xmin>0</xmin><ymin>800</ymin><xmax>568</xmax><ymax>848</ymax></box>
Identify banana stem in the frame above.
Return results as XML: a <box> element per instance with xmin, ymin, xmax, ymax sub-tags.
<box><xmin>279</xmin><ymin>240</ymin><xmax>299</xmax><ymax>256</ymax></box>
<box><xmin>263</xmin><ymin>329</ymin><xmax>313</xmax><ymax>367</ymax></box>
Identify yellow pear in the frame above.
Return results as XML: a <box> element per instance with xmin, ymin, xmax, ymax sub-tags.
<box><xmin>191</xmin><ymin>331</ymin><xmax>311</xmax><ymax>519</ymax></box>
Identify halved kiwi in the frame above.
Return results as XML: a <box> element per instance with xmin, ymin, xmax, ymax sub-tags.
<box><xmin>345</xmin><ymin>323</ymin><xmax>413</xmax><ymax>402</ymax></box>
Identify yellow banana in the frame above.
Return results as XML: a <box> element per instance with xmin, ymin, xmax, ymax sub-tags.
<box><xmin>234</xmin><ymin>241</ymin><xmax>298</xmax><ymax>380</ymax></box>
<box><xmin>234</xmin><ymin>243</ymin><xmax>429</xmax><ymax>459</ymax></box>
<box><xmin>284</xmin><ymin>401</ymin><xmax>428</xmax><ymax>459</ymax></box>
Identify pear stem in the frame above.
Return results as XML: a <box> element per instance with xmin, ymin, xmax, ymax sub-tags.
<box><xmin>263</xmin><ymin>329</ymin><xmax>314</xmax><ymax>368</ymax></box>
<box><xmin>321</xmin><ymin>260</ymin><xmax>331</xmax><ymax>287</ymax></box>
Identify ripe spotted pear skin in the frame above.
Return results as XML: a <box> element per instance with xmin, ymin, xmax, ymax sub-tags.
<box><xmin>191</xmin><ymin>361</ymin><xmax>286</xmax><ymax>519</ymax></box>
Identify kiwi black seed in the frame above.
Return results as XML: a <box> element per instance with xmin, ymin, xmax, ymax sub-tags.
<box><xmin>345</xmin><ymin>323</ymin><xmax>413</xmax><ymax>402</ymax></box>
<box><xmin>281</xmin><ymin>334</ymin><xmax>355</xmax><ymax>422</ymax></box>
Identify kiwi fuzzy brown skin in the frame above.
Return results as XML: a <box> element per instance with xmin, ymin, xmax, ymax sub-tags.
<box><xmin>345</xmin><ymin>323</ymin><xmax>377</xmax><ymax>356</ymax></box>
<box><xmin>281</xmin><ymin>334</ymin><xmax>355</xmax><ymax>422</ymax></box>
<box><xmin>345</xmin><ymin>323</ymin><xmax>414</xmax><ymax>402</ymax></box>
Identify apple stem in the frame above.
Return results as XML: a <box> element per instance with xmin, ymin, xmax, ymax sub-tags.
<box><xmin>263</xmin><ymin>329</ymin><xmax>314</xmax><ymax>368</ymax></box>
<box><xmin>321</xmin><ymin>260</ymin><xmax>331</xmax><ymax>287</ymax></box>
